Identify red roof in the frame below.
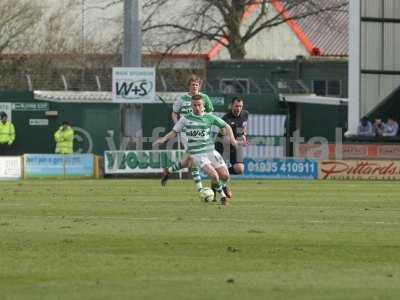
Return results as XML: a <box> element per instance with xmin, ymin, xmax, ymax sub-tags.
<box><xmin>207</xmin><ymin>0</ymin><xmax>349</xmax><ymax>59</ymax></box>
<box><xmin>271</xmin><ymin>0</ymin><xmax>349</xmax><ymax>57</ymax></box>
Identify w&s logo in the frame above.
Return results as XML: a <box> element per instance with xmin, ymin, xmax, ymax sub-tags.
<box><xmin>112</xmin><ymin>67</ymin><xmax>156</xmax><ymax>103</ymax></box>
<box><xmin>115</xmin><ymin>80</ymin><xmax>154</xmax><ymax>99</ymax></box>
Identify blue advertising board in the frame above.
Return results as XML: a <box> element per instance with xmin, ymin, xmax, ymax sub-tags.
<box><xmin>24</xmin><ymin>154</ymin><xmax>94</xmax><ymax>178</ymax></box>
<box><xmin>235</xmin><ymin>158</ymin><xmax>318</xmax><ymax>179</ymax></box>
<box><xmin>64</xmin><ymin>154</ymin><xmax>94</xmax><ymax>177</ymax></box>
<box><xmin>24</xmin><ymin>154</ymin><xmax>64</xmax><ymax>177</ymax></box>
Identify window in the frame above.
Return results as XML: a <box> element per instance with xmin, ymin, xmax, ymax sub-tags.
<box><xmin>312</xmin><ymin>80</ymin><xmax>341</xmax><ymax>97</ymax></box>
<box><xmin>312</xmin><ymin>80</ymin><xmax>326</xmax><ymax>96</ymax></box>
<box><xmin>219</xmin><ymin>79</ymin><xmax>249</xmax><ymax>94</ymax></box>
<box><xmin>327</xmin><ymin>80</ymin><xmax>341</xmax><ymax>96</ymax></box>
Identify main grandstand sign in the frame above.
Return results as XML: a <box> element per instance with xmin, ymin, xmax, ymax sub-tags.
<box><xmin>319</xmin><ymin>160</ymin><xmax>400</xmax><ymax>180</ymax></box>
<box><xmin>104</xmin><ymin>150</ymin><xmax>185</xmax><ymax>174</ymax></box>
<box><xmin>112</xmin><ymin>67</ymin><xmax>156</xmax><ymax>103</ymax></box>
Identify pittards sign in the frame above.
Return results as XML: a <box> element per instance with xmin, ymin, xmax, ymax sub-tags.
<box><xmin>319</xmin><ymin>160</ymin><xmax>400</xmax><ymax>180</ymax></box>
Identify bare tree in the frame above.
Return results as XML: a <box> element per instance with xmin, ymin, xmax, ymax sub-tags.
<box><xmin>2</xmin><ymin>0</ymin><xmax>349</xmax><ymax>58</ymax></box>
<box><xmin>56</xmin><ymin>0</ymin><xmax>124</xmax><ymax>54</ymax></box>
<box><xmin>141</xmin><ymin>0</ymin><xmax>349</xmax><ymax>59</ymax></box>
<box><xmin>0</xmin><ymin>0</ymin><xmax>44</xmax><ymax>53</ymax></box>
<box><xmin>28</xmin><ymin>0</ymin><xmax>121</xmax><ymax>55</ymax></box>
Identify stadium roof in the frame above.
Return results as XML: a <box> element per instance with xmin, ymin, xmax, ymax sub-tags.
<box><xmin>34</xmin><ymin>91</ymin><xmax>113</xmax><ymax>103</ymax></box>
<box><xmin>33</xmin><ymin>91</ymin><xmax>182</xmax><ymax>104</ymax></box>
<box><xmin>280</xmin><ymin>94</ymin><xmax>348</xmax><ymax>106</ymax></box>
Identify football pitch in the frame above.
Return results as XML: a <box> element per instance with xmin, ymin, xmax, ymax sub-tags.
<box><xmin>1</xmin><ymin>179</ymin><xmax>399</xmax><ymax>300</ymax></box>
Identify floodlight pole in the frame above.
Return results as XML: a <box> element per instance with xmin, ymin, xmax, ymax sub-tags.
<box><xmin>348</xmin><ymin>0</ymin><xmax>361</xmax><ymax>134</ymax></box>
<box><xmin>123</xmin><ymin>0</ymin><xmax>141</xmax><ymax>67</ymax></box>
<box><xmin>121</xmin><ymin>0</ymin><xmax>143</xmax><ymax>141</ymax></box>
<box><xmin>81</xmin><ymin>0</ymin><xmax>86</xmax><ymax>89</ymax></box>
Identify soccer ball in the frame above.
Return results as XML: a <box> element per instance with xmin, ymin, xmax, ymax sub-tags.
<box><xmin>199</xmin><ymin>188</ymin><xmax>215</xmax><ymax>203</ymax></box>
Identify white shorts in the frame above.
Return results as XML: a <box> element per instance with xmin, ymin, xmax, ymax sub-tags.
<box><xmin>191</xmin><ymin>150</ymin><xmax>227</xmax><ymax>169</ymax></box>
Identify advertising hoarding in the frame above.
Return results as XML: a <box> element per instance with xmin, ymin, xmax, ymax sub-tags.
<box><xmin>104</xmin><ymin>150</ymin><xmax>186</xmax><ymax>174</ymax></box>
<box><xmin>0</xmin><ymin>156</ymin><xmax>22</xmax><ymax>180</ymax></box>
<box><xmin>235</xmin><ymin>158</ymin><xmax>318</xmax><ymax>179</ymax></box>
<box><xmin>112</xmin><ymin>67</ymin><xmax>156</xmax><ymax>103</ymax></box>
<box><xmin>319</xmin><ymin>160</ymin><xmax>400</xmax><ymax>180</ymax></box>
<box><xmin>24</xmin><ymin>154</ymin><xmax>94</xmax><ymax>178</ymax></box>
<box><xmin>295</xmin><ymin>143</ymin><xmax>400</xmax><ymax>160</ymax></box>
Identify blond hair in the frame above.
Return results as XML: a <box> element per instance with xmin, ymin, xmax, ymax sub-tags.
<box><xmin>187</xmin><ymin>74</ymin><xmax>202</xmax><ymax>87</ymax></box>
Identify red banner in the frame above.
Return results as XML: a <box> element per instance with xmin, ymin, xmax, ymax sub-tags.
<box><xmin>295</xmin><ymin>144</ymin><xmax>400</xmax><ymax>159</ymax></box>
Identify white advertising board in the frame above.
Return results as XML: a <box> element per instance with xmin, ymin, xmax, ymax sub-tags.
<box><xmin>0</xmin><ymin>156</ymin><xmax>22</xmax><ymax>180</ymax></box>
<box><xmin>0</xmin><ymin>102</ymin><xmax>12</xmax><ymax>121</ymax></box>
<box><xmin>112</xmin><ymin>67</ymin><xmax>156</xmax><ymax>103</ymax></box>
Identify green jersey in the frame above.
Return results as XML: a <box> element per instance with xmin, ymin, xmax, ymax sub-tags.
<box><xmin>172</xmin><ymin>93</ymin><xmax>213</xmax><ymax>116</ymax></box>
<box><xmin>173</xmin><ymin>113</ymin><xmax>226</xmax><ymax>155</ymax></box>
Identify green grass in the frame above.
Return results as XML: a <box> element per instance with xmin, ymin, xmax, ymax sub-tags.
<box><xmin>0</xmin><ymin>179</ymin><xmax>400</xmax><ymax>300</ymax></box>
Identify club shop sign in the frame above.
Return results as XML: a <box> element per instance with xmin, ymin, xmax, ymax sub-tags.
<box><xmin>319</xmin><ymin>160</ymin><xmax>400</xmax><ymax>180</ymax></box>
<box><xmin>104</xmin><ymin>150</ymin><xmax>185</xmax><ymax>174</ymax></box>
<box><xmin>112</xmin><ymin>67</ymin><xmax>156</xmax><ymax>103</ymax></box>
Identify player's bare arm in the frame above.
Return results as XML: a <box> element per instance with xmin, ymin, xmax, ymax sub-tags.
<box><xmin>171</xmin><ymin>112</ymin><xmax>179</xmax><ymax>124</ymax></box>
<box><xmin>154</xmin><ymin>130</ymin><xmax>177</xmax><ymax>145</ymax></box>
<box><xmin>224</xmin><ymin>124</ymin><xmax>238</xmax><ymax>147</ymax></box>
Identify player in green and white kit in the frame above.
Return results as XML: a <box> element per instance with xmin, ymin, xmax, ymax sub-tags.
<box><xmin>162</xmin><ymin>75</ymin><xmax>214</xmax><ymax>193</ymax></box>
<box><xmin>155</xmin><ymin>95</ymin><xmax>237</xmax><ymax>205</ymax></box>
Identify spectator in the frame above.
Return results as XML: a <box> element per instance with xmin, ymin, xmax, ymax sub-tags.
<box><xmin>357</xmin><ymin>117</ymin><xmax>374</xmax><ymax>137</ymax></box>
<box><xmin>373</xmin><ymin>118</ymin><xmax>384</xmax><ymax>137</ymax></box>
<box><xmin>0</xmin><ymin>112</ymin><xmax>15</xmax><ymax>155</ymax></box>
<box><xmin>54</xmin><ymin>121</ymin><xmax>74</xmax><ymax>154</ymax></box>
<box><xmin>382</xmin><ymin>117</ymin><xmax>399</xmax><ymax>137</ymax></box>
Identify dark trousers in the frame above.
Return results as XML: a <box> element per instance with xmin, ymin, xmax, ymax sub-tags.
<box><xmin>215</xmin><ymin>141</ymin><xmax>244</xmax><ymax>166</ymax></box>
<box><xmin>0</xmin><ymin>143</ymin><xmax>12</xmax><ymax>156</ymax></box>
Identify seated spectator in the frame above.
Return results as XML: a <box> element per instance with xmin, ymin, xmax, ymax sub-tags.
<box><xmin>382</xmin><ymin>117</ymin><xmax>399</xmax><ymax>137</ymax></box>
<box><xmin>373</xmin><ymin>118</ymin><xmax>384</xmax><ymax>137</ymax></box>
<box><xmin>357</xmin><ymin>117</ymin><xmax>374</xmax><ymax>136</ymax></box>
